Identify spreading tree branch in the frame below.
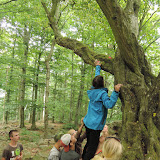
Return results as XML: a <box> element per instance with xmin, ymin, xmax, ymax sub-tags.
<box><xmin>0</xmin><ymin>0</ymin><xmax>17</xmax><ymax>5</ymax></box>
<box><xmin>55</xmin><ymin>35</ymin><xmax>114</xmax><ymax>74</ymax></box>
<box><xmin>41</xmin><ymin>0</ymin><xmax>114</xmax><ymax>74</ymax></box>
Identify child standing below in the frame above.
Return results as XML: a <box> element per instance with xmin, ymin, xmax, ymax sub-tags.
<box><xmin>82</xmin><ymin>60</ymin><xmax>123</xmax><ymax>160</ymax></box>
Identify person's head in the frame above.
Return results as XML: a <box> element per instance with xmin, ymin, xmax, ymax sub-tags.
<box><xmin>102</xmin><ymin>125</ymin><xmax>109</xmax><ymax>136</ymax></box>
<box><xmin>9</xmin><ymin>130</ymin><xmax>20</xmax><ymax>142</ymax></box>
<box><xmin>68</xmin><ymin>129</ymin><xmax>77</xmax><ymax>137</ymax></box>
<box><xmin>68</xmin><ymin>129</ymin><xmax>77</xmax><ymax>149</ymax></box>
<box><xmin>54</xmin><ymin>132</ymin><xmax>64</xmax><ymax>143</ymax></box>
<box><xmin>103</xmin><ymin>125</ymin><xmax>108</xmax><ymax>133</ymax></box>
<box><xmin>60</xmin><ymin>134</ymin><xmax>71</xmax><ymax>152</ymax></box>
<box><xmin>92</xmin><ymin>75</ymin><xmax>104</xmax><ymax>89</ymax></box>
<box><xmin>70</xmin><ymin>132</ymin><xmax>77</xmax><ymax>145</ymax></box>
<box><xmin>102</xmin><ymin>137</ymin><xmax>122</xmax><ymax>160</ymax></box>
<box><xmin>99</xmin><ymin>125</ymin><xmax>109</xmax><ymax>143</ymax></box>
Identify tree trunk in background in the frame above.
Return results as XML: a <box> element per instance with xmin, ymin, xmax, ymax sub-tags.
<box><xmin>39</xmin><ymin>86</ymin><xmax>45</xmax><ymax>121</ymax></box>
<box><xmin>3</xmin><ymin>67</ymin><xmax>9</xmax><ymax>124</ymax></box>
<box><xmin>84</xmin><ymin>82</ymin><xmax>89</xmax><ymax>115</ymax></box>
<box><xmin>75</xmin><ymin>62</ymin><xmax>85</xmax><ymax>126</ymax></box>
<box><xmin>52</xmin><ymin>73</ymin><xmax>57</xmax><ymax>123</ymax></box>
<box><xmin>4</xmin><ymin>39</ymin><xmax>15</xmax><ymax>123</ymax></box>
<box><xmin>29</xmin><ymin>83</ymin><xmax>35</xmax><ymax>123</ymax></box>
<box><xmin>19</xmin><ymin>25</ymin><xmax>30</xmax><ymax>128</ymax></box>
<box><xmin>3</xmin><ymin>92</ymin><xmax>6</xmax><ymax>124</ymax></box>
<box><xmin>61</xmin><ymin>72</ymin><xmax>67</xmax><ymax>121</ymax></box>
<box><xmin>69</xmin><ymin>53</ymin><xmax>74</xmax><ymax>122</ymax></box>
<box><xmin>31</xmin><ymin>52</ymin><xmax>42</xmax><ymax>129</ymax></box>
<box><xmin>44</xmin><ymin>39</ymin><xmax>55</xmax><ymax>138</ymax></box>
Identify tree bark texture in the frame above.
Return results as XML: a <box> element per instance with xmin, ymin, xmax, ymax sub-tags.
<box><xmin>31</xmin><ymin>52</ymin><xmax>42</xmax><ymax>130</ymax></box>
<box><xmin>19</xmin><ymin>25</ymin><xmax>30</xmax><ymax>128</ymax></box>
<box><xmin>74</xmin><ymin>62</ymin><xmax>85</xmax><ymax>126</ymax></box>
<box><xmin>42</xmin><ymin>0</ymin><xmax>160</xmax><ymax>159</ymax></box>
<box><xmin>44</xmin><ymin>39</ymin><xmax>55</xmax><ymax>138</ymax></box>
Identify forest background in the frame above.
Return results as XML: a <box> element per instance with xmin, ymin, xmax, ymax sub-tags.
<box><xmin>0</xmin><ymin>0</ymin><xmax>159</xmax><ymax>160</ymax></box>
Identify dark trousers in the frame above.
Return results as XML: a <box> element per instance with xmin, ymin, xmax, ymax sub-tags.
<box><xmin>82</xmin><ymin>126</ymin><xmax>101</xmax><ymax>160</ymax></box>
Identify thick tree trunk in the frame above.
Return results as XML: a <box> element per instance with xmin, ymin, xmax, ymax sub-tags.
<box><xmin>95</xmin><ymin>1</ymin><xmax>160</xmax><ymax>159</ymax></box>
<box><xmin>113</xmin><ymin>49</ymin><xmax>160</xmax><ymax>159</ymax></box>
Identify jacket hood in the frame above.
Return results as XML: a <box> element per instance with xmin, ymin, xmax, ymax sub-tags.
<box><xmin>87</xmin><ymin>89</ymin><xmax>106</xmax><ymax>103</ymax></box>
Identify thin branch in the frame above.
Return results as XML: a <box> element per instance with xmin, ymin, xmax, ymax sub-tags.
<box><xmin>0</xmin><ymin>10</ymin><xmax>26</xmax><ymax>14</ymax></box>
<box><xmin>144</xmin><ymin>36</ymin><xmax>160</xmax><ymax>51</ymax></box>
<box><xmin>0</xmin><ymin>0</ymin><xmax>17</xmax><ymax>5</ymax></box>
<box><xmin>138</xmin><ymin>6</ymin><xmax>150</xmax><ymax>38</ymax></box>
<box><xmin>57</xmin><ymin>3</ymin><xmax>70</xmax><ymax>24</ymax></box>
<box><xmin>141</xmin><ymin>10</ymin><xmax>158</xmax><ymax>30</ymax></box>
<box><xmin>139</xmin><ymin>19</ymin><xmax>160</xmax><ymax>42</ymax></box>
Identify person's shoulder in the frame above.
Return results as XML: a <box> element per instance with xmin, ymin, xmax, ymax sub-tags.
<box><xmin>70</xmin><ymin>150</ymin><xmax>80</xmax><ymax>157</ymax></box>
<box><xmin>17</xmin><ymin>143</ymin><xmax>23</xmax><ymax>145</ymax></box>
<box><xmin>17</xmin><ymin>143</ymin><xmax>23</xmax><ymax>147</ymax></box>
<box><xmin>17</xmin><ymin>143</ymin><xmax>23</xmax><ymax>151</ymax></box>
<box><xmin>48</xmin><ymin>147</ymin><xmax>60</xmax><ymax>159</ymax></box>
<box><xmin>91</xmin><ymin>155</ymin><xmax>103</xmax><ymax>160</ymax></box>
<box><xmin>50</xmin><ymin>146</ymin><xmax>59</xmax><ymax>154</ymax></box>
<box><xmin>3</xmin><ymin>144</ymin><xmax>10</xmax><ymax>150</ymax></box>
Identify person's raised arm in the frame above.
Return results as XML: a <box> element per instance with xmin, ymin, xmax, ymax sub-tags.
<box><xmin>102</xmin><ymin>84</ymin><xmax>123</xmax><ymax>109</ymax></box>
<box><xmin>94</xmin><ymin>59</ymin><xmax>101</xmax><ymax>77</ymax></box>
<box><xmin>75</xmin><ymin>117</ymin><xmax>84</xmax><ymax>139</ymax></box>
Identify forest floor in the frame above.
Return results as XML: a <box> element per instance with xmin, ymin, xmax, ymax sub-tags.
<box><xmin>0</xmin><ymin>120</ymin><xmax>65</xmax><ymax>160</ymax></box>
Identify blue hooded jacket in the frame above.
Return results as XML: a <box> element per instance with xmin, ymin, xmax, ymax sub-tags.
<box><xmin>83</xmin><ymin>65</ymin><xmax>119</xmax><ymax>130</ymax></box>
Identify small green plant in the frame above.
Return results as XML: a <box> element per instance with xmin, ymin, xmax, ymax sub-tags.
<box><xmin>20</xmin><ymin>128</ymin><xmax>40</xmax><ymax>143</ymax></box>
<box><xmin>62</xmin><ymin>123</ymin><xmax>77</xmax><ymax>130</ymax></box>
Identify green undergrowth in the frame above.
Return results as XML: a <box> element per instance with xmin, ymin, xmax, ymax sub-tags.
<box><xmin>20</xmin><ymin>128</ymin><xmax>41</xmax><ymax>143</ymax></box>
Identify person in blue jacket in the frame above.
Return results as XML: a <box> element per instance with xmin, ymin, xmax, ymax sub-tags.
<box><xmin>82</xmin><ymin>59</ymin><xmax>123</xmax><ymax>160</ymax></box>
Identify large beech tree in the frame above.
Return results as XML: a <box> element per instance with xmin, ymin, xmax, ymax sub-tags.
<box><xmin>42</xmin><ymin>0</ymin><xmax>160</xmax><ymax>159</ymax></box>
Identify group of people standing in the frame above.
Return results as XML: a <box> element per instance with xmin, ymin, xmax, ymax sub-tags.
<box><xmin>1</xmin><ymin>59</ymin><xmax>123</xmax><ymax>160</ymax></box>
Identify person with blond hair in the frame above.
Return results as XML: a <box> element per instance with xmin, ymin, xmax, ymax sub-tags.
<box><xmin>92</xmin><ymin>137</ymin><xmax>122</xmax><ymax>160</ymax></box>
<box><xmin>95</xmin><ymin>125</ymin><xmax>109</xmax><ymax>157</ymax></box>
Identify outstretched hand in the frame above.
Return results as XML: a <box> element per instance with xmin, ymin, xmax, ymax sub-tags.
<box><xmin>114</xmin><ymin>84</ymin><xmax>123</xmax><ymax>92</ymax></box>
<box><xmin>81</xmin><ymin>117</ymin><xmax>84</xmax><ymax>125</ymax></box>
<box><xmin>94</xmin><ymin>59</ymin><xmax>101</xmax><ymax>66</ymax></box>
